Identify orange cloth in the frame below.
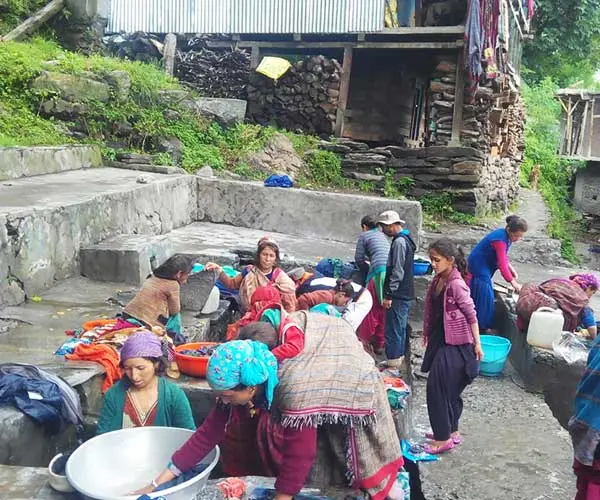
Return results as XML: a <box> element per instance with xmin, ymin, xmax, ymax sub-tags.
<box><xmin>66</xmin><ymin>343</ymin><xmax>122</xmax><ymax>393</ymax></box>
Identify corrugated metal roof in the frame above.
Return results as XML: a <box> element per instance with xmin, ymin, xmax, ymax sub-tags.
<box><xmin>106</xmin><ymin>0</ymin><xmax>385</xmax><ymax>34</ymax></box>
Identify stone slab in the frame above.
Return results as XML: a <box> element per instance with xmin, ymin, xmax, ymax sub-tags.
<box><xmin>196</xmin><ymin>299</ymin><xmax>237</xmax><ymax>343</ymax></box>
<box><xmin>196</xmin><ymin>178</ymin><xmax>422</xmax><ymax>247</ymax></box>
<box><xmin>0</xmin><ymin>168</ymin><xmax>197</xmax><ymax>307</ymax></box>
<box><xmin>80</xmin><ymin>234</ymin><xmax>174</xmax><ymax>285</ymax></box>
<box><xmin>180</xmin><ymin>270</ymin><xmax>217</xmax><ymax>312</ymax></box>
<box><xmin>0</xmin><ymin>464</ymin><xmax>78</xmax><ymax>499</ymax></box>
<box><xmin>0</xmin><ymin>145</ymin><xmax>103</xmax><ymax>181</ymax></box>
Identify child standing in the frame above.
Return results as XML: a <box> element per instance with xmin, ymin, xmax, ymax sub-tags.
<box><xmin>422</xmin><ymin>239</ymin><xmax>484</xmax><ymax>454</ymax></box>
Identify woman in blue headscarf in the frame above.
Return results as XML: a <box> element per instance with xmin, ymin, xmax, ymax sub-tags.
<box><xmin>135</xmin><ymin>316</ymin><xmax>405</xmax><ymax>500</ymax></box>
<box><xmin>134</xmin><ymin>339</ymin><xmax>318</xmax><ymax>500</ymax></box>
<box><xmin>468</xmin><ymin>215</ymin><xmax>527</xmax><ymax>331</ymax></box>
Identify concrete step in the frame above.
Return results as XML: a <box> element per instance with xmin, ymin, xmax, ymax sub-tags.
<box><xmin>79</xmin><ymin>221</ymin><xmax>357</xmax><ymax>288</ymax></box>
<box><xmin>0</xmin><ymin>167</ymin><xmax>197</xmax><ymax>307</ymax></box>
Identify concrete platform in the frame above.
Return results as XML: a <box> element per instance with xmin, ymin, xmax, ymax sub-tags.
<box><xmin>78</xmin><ymin>221</ymin><xmax>357</xmax><ymax>285</ymax></box>
<box><xmin>0</xmin><ymin>168</ymin><xmax>197</xmax><ymax>306</ymax></box>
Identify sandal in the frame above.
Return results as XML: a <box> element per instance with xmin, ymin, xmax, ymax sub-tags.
<box><xmin>423</xmin><ymin>439</ymin><xmax>455</xmax><ymax>455</ymax></box>
<box><xmin>425</xmin><ymin>432</ymin><xmax>462</xmax><ymax>445</ymax></box>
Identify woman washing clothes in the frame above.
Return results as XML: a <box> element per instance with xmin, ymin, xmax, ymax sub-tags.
<box><xmin>122</xmin><ymin>255</ymin><xmax>193</xmax><ymax>337</ymax></box>
<box><xmin>354</xmin><ymin>214</ymin><xmax>391</xmax><ymax>354</ymax></box>
<box><xmin>468</xmin><ymin>215</ymin><xmax>528</xmax><ymax>332</ymax></box>
<box><xmin>569</xmin><ymin>333</ymin><xmax>600</xmax><ymax>498</ymax></box>
<box><xmin>297</xmin><ymin>276</ymin><xmax>373</xmax><ymax>332</ymax></box>
<box><xmin>96</xmin><ymin>331</ymin><xmax>195</xmax><ymax>434</ymax></box>
<box><xmin>135</xmin><ymin>313</ymin><xmax>404</xmax><ymax>500</ymax></box>
<box><xmin>517</xmin><ymin>273</ymin><xmax>599</xmax><ymax>336</ymax></box>
<box><xmin>422</xmin><ymin>239</ymin><xmax>483</xmax><ymax>454</ymax></box>
<box><xmin>206</xmin><ymin>237</ymin><xmax>297</xmax><ymax>313</ymax></box>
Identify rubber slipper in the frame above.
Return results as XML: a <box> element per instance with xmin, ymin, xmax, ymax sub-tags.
<box><xmin>425</xmin><ymin>432</ymin><xmax>462</xmax><ymax>445</ymax></box>
<box><xmin>423</xmin><ymin>440</ymin><xmax>455</xmax><ymax>455</ymax></box>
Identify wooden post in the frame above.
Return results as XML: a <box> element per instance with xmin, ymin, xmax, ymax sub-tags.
<box><xmin>449</xmin><ymin>51</ymin><xmax>465</xmax><ymax>146</ymax></box>
<box><xmin>163</xmin><ymin>33</ymin><xmax>177</xmax><ymax>77</ymax></box>
<box><xmin>1</xmin><ymin>0</ymin><xmax>64</xmax><ymax>41</ymax></box>
<box><xmin>580</xmin><ymin>100</ymin><xmax>589</xmax><ymax>156</ymax></box>
<box><xmin>334</xmin><ymin>46</ymin><xmax>353</xmax><ymax>138</ymax></box>
<box><xmin>250</xmin><ymin>45</ymin><xmax>261</xmax><ymax>69</ymax></box>
<box><xmin>590</xmin><ymin>98</ymin><xmax>596</xmax><ymax>158</ymax></box>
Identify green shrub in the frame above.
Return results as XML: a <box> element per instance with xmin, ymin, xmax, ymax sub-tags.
<box><xmin>304</xmin><ymin>150</ymin><xmax>346</xmax><ymax>186</ymax></box>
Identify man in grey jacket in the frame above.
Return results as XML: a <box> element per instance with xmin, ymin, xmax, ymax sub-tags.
<box><xmin>377</xmin><ymin>210</ymin><xmax>416</xmax><ymax>368</ymax></box>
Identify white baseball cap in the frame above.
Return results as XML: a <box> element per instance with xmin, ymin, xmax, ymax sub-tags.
<box><xmin>377</xmin><ymin>210</ymin><xmax>405</xmax><ymax>226</ymax></box>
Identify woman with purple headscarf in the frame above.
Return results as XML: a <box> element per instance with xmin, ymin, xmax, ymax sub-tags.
<box><xmin>96</xmin><ymin>331</ymin><xmax>195</xmax><ymax>434</ymax></box>
<box><xmin>517</xmin><ymin>273</ymin><xmax>599</xmax><ymax>337</ymax></box>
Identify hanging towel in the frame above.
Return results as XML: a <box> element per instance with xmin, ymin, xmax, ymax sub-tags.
<box><xmin>66</xmin><ymin>344</ymin><xmax>122</xmax><ymax>393</ymax></box>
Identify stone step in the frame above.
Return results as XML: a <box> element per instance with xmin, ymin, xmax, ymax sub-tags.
<box><xmin>79</xmin><ymin>221</ymin><xmax>357</xmax><ymax>289</ymax></box>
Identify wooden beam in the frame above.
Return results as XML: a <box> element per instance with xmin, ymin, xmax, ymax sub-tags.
<box><xmin>1</xmin><ymin>0</ymin><xmax>64</xmax><ymax>42</ymax></box>
<box><xmin>334</xmin><ymin>46</ymin><xmax>353</xmax><ymax>138</ymax></box>
<box><xmin>208</xmin><ymin>40</ymin><xmax>462</xmax><ymax>50</ymax></box>
<box><xmin>250</xmin><ymin>45</ymin><xmax>261</xmax><ymax>69</ymax></box>
<box><xmin>590</xmin><ymin>98</ymin><xmax>596</xmax><ymax>158</ymax></box>
<box><xmin>580</xmin><ymin>100</ymin><xmax>589</xmax><ymax>156</ymax></box>
<box><xmin>450</xmin><ymin>51</ymin><xmax>465</xmax><ymax>146</ymax></box>
<box><xmin>379</xmin><ymin>26</ymin><xmax>465</xmax><ymax>35</ymax></box>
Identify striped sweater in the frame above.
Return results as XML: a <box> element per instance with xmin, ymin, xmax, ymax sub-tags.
<box><xmin>354</xmin><ymin>229</ymin><xmax>390</xmax><ymax>271</ymax></box>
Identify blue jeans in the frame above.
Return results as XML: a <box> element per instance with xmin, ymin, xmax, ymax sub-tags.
<box><xmin>385</xmin><ymin>298</ymin><xmax>412</xmax><ymax>359</ymax></box>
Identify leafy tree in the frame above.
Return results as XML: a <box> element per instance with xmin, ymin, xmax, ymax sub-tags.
<box><xmin>523</xmin><ymin>0</ymin><xmax>600</xmax><ymax>86</ymax></box>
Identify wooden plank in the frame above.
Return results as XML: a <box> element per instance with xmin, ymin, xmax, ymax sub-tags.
<box><xmin>1</xmin><ymin>0</ymin><xmax>64</xmax><ymax>41</ymax></box>
<box><xmin>208</xmin><ymin>40</ymin><xmax>462</xmax><ymax>50</ymax></box>
<box><xmin>250</xmin><ymin>45</ymin><xmax>261</xmax><ymax>69</ymax></box>
<box><xmin>590</xmin><ymin>98</ymin><xmax>596</xmax><ymax>158</ymax></box>
<box><xmin>334</xmin><ymin>46</ymin><xmax>353</xmax><ymax>138</ymax></box>
<box><xmin>566</xmin><ymin>98</ymin><xmax>573</xmax><ymax>155</ymax></box>
<box><xmin>379</xmin><ymin>26</ymin><xmax>465</xmax><ymax>35</ymax></box>
<box><xmin>580</xmin><ymin>100</ymin><xmax>589</xmax><ymax>156</ymax></box>
<box><xmin>450</xmin><ymin>51</ymin><xmax>465</xmax><ymax>145</ymax></box>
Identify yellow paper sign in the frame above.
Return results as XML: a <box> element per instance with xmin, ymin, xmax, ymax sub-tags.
<box><xmin>256</xmin><ymin>56</ymin><xmax>292</xmax><ymax>81</ymax></box>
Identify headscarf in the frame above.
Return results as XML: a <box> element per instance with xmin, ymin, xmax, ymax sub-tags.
<box><xmin>260</xmin><ymin>308</ymin><xmax>282</xmax><ymax>330</ymax></box>
<box><xmin>120</xmin><ymin>331</ymin><xmax>163</xmax><ymax>364</ymax></box>
<box><xmin>207</xmin><ymin>340</ymin><xmax>279</xmax><ymax>408</ymax></box>
<box><xmin>310</xmin><ymin>303</ymin><xmax>342</xmax><ymax>318</ymax></box>
<box><xmin>251</xmin><ymin>285</ymin><xmax>281</xmax><ymax>309</ymax></box>
<box><xmin>570</xmin><ymin>274</ymin><xmax>600</xmax><ymax>291</ymax></box>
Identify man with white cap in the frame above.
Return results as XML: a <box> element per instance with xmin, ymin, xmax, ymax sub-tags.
<box><xmin>377</xmin><ymin>210</ymin><xmax>416</xmax><ymax>368</ymax></box>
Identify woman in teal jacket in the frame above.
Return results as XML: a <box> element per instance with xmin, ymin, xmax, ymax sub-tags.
<box><xmin>97</xmin><ymin>331</ymin><xmax>195</xmax><ymax>434</ymax></box>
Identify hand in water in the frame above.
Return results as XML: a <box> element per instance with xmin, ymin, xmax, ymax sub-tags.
<box><xmin>131</xmin><ymin>484</ymin><xmax>154</xmax><ymax>495</ymax></box>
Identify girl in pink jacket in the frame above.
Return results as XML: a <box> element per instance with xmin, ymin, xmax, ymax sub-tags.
<box><xmin>421</xmin><ymin>238</ymin><xmax>484</xmax><ymax>454</ymax></box>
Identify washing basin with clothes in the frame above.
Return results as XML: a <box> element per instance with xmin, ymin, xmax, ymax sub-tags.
<box><xmin>66</xmin><ymin>426</ymin><xmax>219</xmax><ymax>500</ymax></box>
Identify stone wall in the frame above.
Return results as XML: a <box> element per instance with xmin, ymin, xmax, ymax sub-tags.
<box><xmin>196</xmin><ymin>177</ymin><xmax>422</xmax><ymax>246</ymax></box>
<box><xmin>0</xmin><ymin>145</ymin><xmax>102</xmax><ymax>181</ymax></box>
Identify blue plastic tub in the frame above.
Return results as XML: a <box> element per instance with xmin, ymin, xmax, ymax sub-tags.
<box><xmin>413</xmin><ymin>260</ymin><xmax>431</xmax><ymax>276</ymax></box>
<box><xmin>479</xmin><ymin>335</ymin><xmax>512</xmax><ymax>377</ymax></box>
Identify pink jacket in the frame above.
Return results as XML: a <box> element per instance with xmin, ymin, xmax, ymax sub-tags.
<box><xmin>423</xmin><ymin>268</ymin><xmax>477</xmax><ymax>345</ymax></box>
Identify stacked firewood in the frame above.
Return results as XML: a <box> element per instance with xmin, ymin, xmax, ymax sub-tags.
<box><xmin>427</xmin><ymin>58</ymin><xmax>457</xmax><ymax>145</ymax></box>
<box><xmin>246</xmin><ymin>55</ymin><xmax>342</xmax><ymax>135</ymax></box>
<box><xmin>176</xmin><ymin>37</ymin><xmax>251</xmax><ymax>99</ymax></box>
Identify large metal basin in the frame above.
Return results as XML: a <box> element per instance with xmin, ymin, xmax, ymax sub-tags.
<box><xmin>65</xmin><ymin>427</ymin><xmax>219</xmax><ymax>500</ymax></box>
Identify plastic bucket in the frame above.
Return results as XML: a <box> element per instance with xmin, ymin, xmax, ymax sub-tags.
<box><xmin>479</xmin><ymin>335</ymin><xmax>512</xmax><ymax>377</ymax></box>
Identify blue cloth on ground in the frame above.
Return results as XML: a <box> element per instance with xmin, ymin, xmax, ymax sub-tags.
<box><xmin>0</xmin><ymin>374</ymin><xmax>64</xmax><ymax>430</ymax></box>
<box><xmin>54</xmin><ymin>337</ymin><xmax>91</xmax><ymax>355</ymax></box>
<box><xmin>401</xmin><ymin>439</ymin><xmax>439</xmax><ymax>462</ymax></box>
<box><xmin>264</xmin><ymin>174</ymin><xmax>293</xmax><ymax>188</ymax></box>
